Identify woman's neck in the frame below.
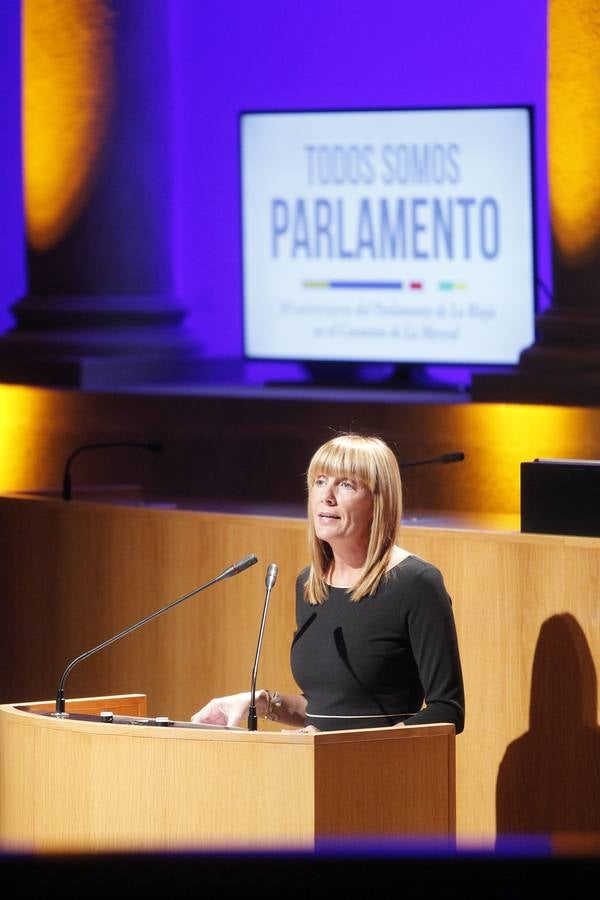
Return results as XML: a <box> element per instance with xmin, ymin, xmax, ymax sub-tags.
<box><xmin>326</xmin><ymin>543</ymin><xmax>368</xmax><ymax>588</ymax></box>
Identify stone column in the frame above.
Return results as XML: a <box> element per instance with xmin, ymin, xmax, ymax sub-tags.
<box><xmin>0</xmin><ymin>0</ymin><xmax>203</xmax><ymax>388</ymax></box>
<box><xmin>472</xmin><ymin>0</ymin><xmax>600</xmax><ymax>405</ymax></box>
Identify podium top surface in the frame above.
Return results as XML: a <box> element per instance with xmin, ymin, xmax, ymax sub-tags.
<box><xmin>1</xmin><ymin>699</ymin><xmax>455</xmax><ymax>746</ymax></box>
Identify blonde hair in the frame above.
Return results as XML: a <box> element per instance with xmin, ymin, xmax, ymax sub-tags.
<box><xmin>304</xmin><ymin>433</ymin><xmax>403</xmax><ymax>604</ymax></box>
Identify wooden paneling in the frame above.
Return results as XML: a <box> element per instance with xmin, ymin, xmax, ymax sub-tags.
<box><xmin>314</xmin><ymin>725</ymin><xmax>455</xmax><ymax>838</ymax></box>
<box><xmin>0</xmin><ymin>698</ymin><xmax>453</xmax><ymax>852</ymax></box>
<box><xmin>1</xmin><ymin>494</ymin><xmax>600</xmax><ymax>848</ymax></box>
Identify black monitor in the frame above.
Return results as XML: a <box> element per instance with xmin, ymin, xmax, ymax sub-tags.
<box><xmin>240</xmin><ymin>106</ymin><xmax>537</xmax><ymax>385</ymax></box>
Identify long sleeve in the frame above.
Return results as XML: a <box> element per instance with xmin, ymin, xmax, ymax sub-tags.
<box><xmin>402</xmin><ymin>565</ymin><xmax>465</xmax><ymax>733</ymax></box>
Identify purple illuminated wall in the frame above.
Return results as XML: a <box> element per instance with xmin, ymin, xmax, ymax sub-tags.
<box><xmin>0</xmin><ymin>0</ymin><xmax>550</xmax><ymax>373</ymax></box>
<box><xmin>0</xmin><ymin>0</ymin><xmax>25</xmax><ymax>334</ymax></box>
<box><xmin>170</xmin><ymin>0</ymin><xmax>550</xmax><ymax>361</ymax></box>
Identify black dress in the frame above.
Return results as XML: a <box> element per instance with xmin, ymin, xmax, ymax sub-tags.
<box><xmin>290</xmin><ymin>555</ymin><xmax>465</xmax><ymax>732</ymax></box>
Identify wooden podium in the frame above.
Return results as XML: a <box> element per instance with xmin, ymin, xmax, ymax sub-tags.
<box><xmin>0</xmin><ymin>694</ymin><xmax>455</xmax><ymax>853</ymax></box>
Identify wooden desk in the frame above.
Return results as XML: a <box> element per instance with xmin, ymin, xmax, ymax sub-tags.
<box><xmin>1</xmin><ymin>494</ymin><xmax>599</xmax><ymax>847</ymax></box>
<box><xmin>0</xmin><ymin>694</ymin><xmax>455</xmax><ymax>852</ymax></box>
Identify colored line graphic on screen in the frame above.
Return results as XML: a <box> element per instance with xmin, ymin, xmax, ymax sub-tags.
<box><xmin>303</xmin><ymin>280</ymin><xmax>402</xmax><ymax>290</ymax></box>
<box><xmin>302</xmin><ymin>280</ymin><xmax>425</xmax><ymax>290</ymax></box>
<box><xmin>303</xmin><ymin>280</ymin><xmax>465</xmax><ymax>291</ymax></box>
<box><xmin>438</xmin><ymin>281</ymin><xmax>468</xmax><ymax>291</ymax></box>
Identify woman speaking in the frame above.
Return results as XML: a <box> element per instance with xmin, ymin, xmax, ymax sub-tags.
<box><xmin>192</xmin><ymin>433</ymin><xmax>465</xmax><ymax>735</ymax></box>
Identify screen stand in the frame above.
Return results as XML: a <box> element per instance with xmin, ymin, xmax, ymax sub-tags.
<box><xmin>265</xmin><ymin>362</ymin><xmax>469</xmax><ymax>394</ymax></box>
<box><xmin>265</xmin><ymin>361</ymin><xmax>464</xmax><ymax>392</ymax></box>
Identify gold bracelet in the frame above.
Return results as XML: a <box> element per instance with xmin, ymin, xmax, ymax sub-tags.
<box><xmin>263</xmin><ymin>690</ymin><xmax>283</xmax><ymax>721</ymax></box>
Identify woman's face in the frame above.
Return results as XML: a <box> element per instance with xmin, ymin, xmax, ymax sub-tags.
<box><xmin>310</xmin><ymin>472</ymin><xmax>374</xmax><ymax>551</ymax></box>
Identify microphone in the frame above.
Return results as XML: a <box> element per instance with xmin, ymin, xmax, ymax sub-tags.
<box><xmin>62</xmin><ymin>441</ymin><xmax>164</xmax><ymax>500</ymax></box>
<box><xmin>399</xmin><ymin>451</ymin><xmax>465</xmax><ymax>469</ymax></box>
<box><xmin>53</xmin><ymin>553</ymin><xmax>258</xmax><ymax>716</ymax></box>
<box><xmin>248</xmin><ymin>562</ymin><xmax>278</xmax><ymax>731</ymax></box>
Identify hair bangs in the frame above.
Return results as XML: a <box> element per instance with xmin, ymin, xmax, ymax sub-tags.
<box><xmin>307</xmin><ymin>436</ymin><xmax>378</xmax><ymax>493</ymax></box>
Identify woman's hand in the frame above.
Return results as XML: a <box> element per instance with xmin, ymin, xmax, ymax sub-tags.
<box><xmin>191</xmin><ymin>691</ymin><xmax>258</xmax><ymax>728</ymax></box>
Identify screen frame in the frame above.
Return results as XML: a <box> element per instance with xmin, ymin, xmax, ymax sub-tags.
<box><xmin>238</xmin><ymin>104</ymin><xmax>539</xmax><ymax>375</ymax></box>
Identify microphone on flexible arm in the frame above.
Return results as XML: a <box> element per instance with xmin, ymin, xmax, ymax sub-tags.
<box><xmin>61</xmin><ymin>441</ymin><xmax>164</xmax><ymax>500</ymax></box>
<box><xmin>399</xmin><ymin>451</ymin><xmax>465</xmax><ymax>469</ymax></box>
<box><xmin>53</xmin><ymin>553</ymin><xmax>258</xmax><ymax>717</ymax></box>
<box><xmin>248</xmin><ymin>563</ymin><xmax>278</xmax><ymax>732</ymax></box>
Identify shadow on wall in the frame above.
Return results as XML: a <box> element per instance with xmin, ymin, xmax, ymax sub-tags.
<box><xmin>496</xmin><ymin>613</ymin><xmax>600</xmax><ymax>840</ymax></box>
